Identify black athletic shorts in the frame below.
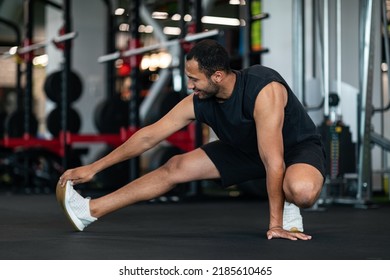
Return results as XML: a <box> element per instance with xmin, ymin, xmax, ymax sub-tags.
<box><xmin>201</xmin><ymin>139</ymin><xmax>326</xmax><ymax>188</ymax></box>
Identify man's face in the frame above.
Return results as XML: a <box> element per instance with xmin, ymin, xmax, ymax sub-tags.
<box><xmin>185</xmin><ymin>59</ymin><xmax>219</xmax><ymax>99</ymax></box>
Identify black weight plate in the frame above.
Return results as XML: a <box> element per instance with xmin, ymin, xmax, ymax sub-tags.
<box><xmin>94</xmin><ymin>96</ymin><xmax>129</xmax><ymax>133</ymax></box>
<box><xmin>44</xmin><ymin>70</ymin><xmax>83</xmax><ymax>103</ymax></box>
<box><xmin>46</xmin><ymin>107</ymin><xmax>81</xmax><ymax>137</ymax></box>
<box><xmin>5</xmin><ymin>110</ymin><xmax>38</xmax><ymax>137</ymax></box>
<box><xmin>142</xmin><ymin>91</ymin><xmax>182</xmax><ymax>127</ymax></box>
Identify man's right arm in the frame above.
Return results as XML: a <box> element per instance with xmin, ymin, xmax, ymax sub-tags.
<box><xmin>59</xmin><ymin>93</ymin><xmax>196</xmax><ymax>185</ymax></box>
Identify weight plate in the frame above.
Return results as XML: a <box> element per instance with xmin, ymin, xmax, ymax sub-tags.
<box><xmin>46</xmin><ymin>107</ymin><xmax>81</xmax><ymax>137</ymax></box>
<box><xmin>44</xmin><ymin>70</ymin><xmax>83</xmax><ymax>103</ymax></box>
<box><xmin>5</xmin><ymin>110</ymin><xmax>38</xmax><ymax>137</ymax></box>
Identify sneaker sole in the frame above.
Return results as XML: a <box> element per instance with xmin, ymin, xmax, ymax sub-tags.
<box><xmin>289</xmin><ymin>227</ymin><xmax>303</xmax><ymax>233</ymax></box>
<box><xmin>56</xmin><ymin>181</ymin><xmax>84</xmax><ymax>232</ymax></box>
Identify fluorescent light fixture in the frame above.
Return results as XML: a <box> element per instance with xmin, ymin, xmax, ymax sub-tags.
<box><xmin>163</xmin><ymin>26</ymin><xmax>181</xmax><ymax>35</ymax></box>
<box><xmin>381</xmin><ymin>62</ymin><xmax>388</xmax><ymax>72</ymax></box>
<box><xmin>171</xmin><ymin>14</ymin><xmax>181</xmax><ymax>21</ymax></box>
<box><xmin>33</xmin><ymin>54</ymin><xmax>48</xmax><ymax>67</ymax></box>
<box><xmin>159</xmin><ymin>52</ymin><xmax>172</xmax><ymax>69</ymax></box>
<box><xmin>229</xmin><ymin>0</ymin><xmax>241</xmax><ymax>4</ymax></box>
<box><xmin>138</xmin><ymin>25</ymin><xmax>154</xmax><ymax>33</ymax></box>
<box><xmin>144</xmin><ymin>25</ymin><xmax>154</xmax><ymax>33</ymax></box>
<box><xmin>201</xmin><ymin>16</ymin><xmax>241</xmax><ymax>26</ymax></box>
<box><xmin>115</xmin><ymin>59</ymin><xmax>123</xmax><ymax>68</ymax></box>
<box><xmin>152</xmin><ymin>11</ymin><xmax>169</xmax><ymax>19</ymax></box>
<box><xmin>138</xmin><ymin>24</ymin><xmax>153</xmax><ymax>33</ymax></box>
<box><xmin>115</xmin><ymin>8</ymin><xmax>125</xmax><ymax>15</ymax></box>
<box><xmin>119</xmin><ymin>23</ymin><xmax>129</xmax><ymax>31</ymax></box>
<box><xmin>149</xmin><ymin>53</ymin><xmax>160</xmax><ymax>71</ymax></box>
<box><xmin>140</xmin><ymin>55</ymin><xmax>150</xmax><ymax>70</ymax></box>
<box><xmin>171</xmin><ymin>14</ymin><xmax>192</xmax><ymax>22</ymax></box>
<box><xmin>9</xmin><ymin>46</ymin><xmax>18</xmax><ymax>55</ymax></box>
<box><xmin>140</xmin><ymin>52</ymin><xmax>172</xmax><ymax>70</ymax></box>
<box><xmin>183</xmin><ymin>14</ymin><xmax>192</xmax><ymax>22</ymax></box>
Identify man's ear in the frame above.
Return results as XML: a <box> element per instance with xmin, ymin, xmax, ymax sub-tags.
<box><xmin>212</xmin><ymin>71</ymin><xmax>223</xmax><ymax>83</ymax></box>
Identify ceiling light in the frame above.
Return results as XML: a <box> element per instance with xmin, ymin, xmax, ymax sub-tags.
<box><xmin>119</xmin><ymin>23</ymin><xmax>129</xmax><ymax>31</ymax></box>
<box><xmin>171</xmin><ymin>14</ymin><xmax>192</xmax><ymax>22</ymax></box>
<box><xmin>171</xmin><ymin>14</ymin><xmax>181</xmax><ymax>21</ymax></box>
<box><xmin>381</xmin><ymin>62</ymin><xmax>388</xmax><ymax>72</ymax></box>
<box><xmin>152</xmin><ymin>11</ymin><xmax>169</xmax><ymax>19</ymax></box>
<box><xmin>9</xmin><ymin>46</ymin><xmax>18</xmax><ymax>55</ymax></box>
<box><xmin>138</xmin><ymin>25</ymin><xmax>154</xmax><ymax>33</ymax></box>
<box><xmin>141</xmin><ymin>55</ymin><xmax>150</xmax><ymax>70</ymax></box>
<box><xmin>33</xmin><ymin>54</ymin><xmax>48</xmax><ymax>67</ymax></box>
<box><xmin>159</xmin><ymin>52</ymin><xmax>172</xmax><ymax>68</ymax></box>
<box><xmin>183</xmin><ymin>14</ymin><xmax>192</xmax><ymax>21</ymax></box>
<box><xmin>201</xmin><ymin>16</ymin><xmax>241</xmax><ymax>26</ymax></box>
<box><xmin>163</xmin><ymin>27</ymin><xmax>181</xmax><ymax>35</ymax></box>
<box><xmin>229</xmin><ymin>0</ymin><xmax>241</xmax><ymax>5</ymax></box>
<box><xmin>115</xmin><ymin>8</ymin><xmax>125</xmax><ymax>15</ymax></box>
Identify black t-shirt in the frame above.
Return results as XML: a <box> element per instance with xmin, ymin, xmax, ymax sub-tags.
<box><xmin>193</xmin><ymin>65</ymin><xmax>320</xmax><ymax>154</ymax></box>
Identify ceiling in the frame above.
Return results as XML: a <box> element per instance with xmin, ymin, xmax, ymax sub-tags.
<box><xmin>0</xmin><ymin>0</ymin><xmax>45</xmax><ymax>46</ymax></box>
<box><xmin>0</xmin><ymin>0</ymin><xmax>240</xmax><ymax>48</ymax></box>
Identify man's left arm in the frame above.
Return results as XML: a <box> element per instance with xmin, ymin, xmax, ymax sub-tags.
<box><xmin>253</xmin><ymin>82</ymin><xmax>311</xmax><ymax>241</ymax></box>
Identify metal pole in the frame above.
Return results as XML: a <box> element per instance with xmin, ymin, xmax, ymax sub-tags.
<box><xmin>129</xmin><ymin>0</ymin><xmax>141</xmax><ymax>181</ymax></box>
<box><xmin>102</xmin><ymin>0</ymin><xmax>115</xmax><ymax>99</ymax></box>
<box><xmin>303</xmin><ymin>0</ymin><xmax>325</xmax><ymax>111</ymax></box>
<box><xmin>23</xmin><ymin>0</ymin><xmax>34</xmax><ymax>137</ymax></box>
<box><xmin>190</xmin><ymin>0</ymin><xmax>204</xmax><ymax>197</ymax></box>
<box><xmin>98</xmin><ymin>30</ymin><xmax>219</xmax><ymax>63</ymax></box>
<box><xmin>240</xmin><ymin>0</ymin><xmax>251</xmax><ymax>68</ymax></box>
<box><xmin>0</xmin><ymin>18</ymin><xmax>22</xmax><ymax>111</ymax></box>
<box><xmin>178</xmin><ymin>0</ymin><xmax>187</xmax><ymax>96</ymax></box>
<box><xmin>323</xmin><ymin>0</ymin><xmax>330</xmax><ymax>118</ymax></box>
<box><xmin>336</xmin><ymin>0</ymin><xmax>342</xmax><ymax>118</ymax></box>
<box><xmin>22</xmin><ymin>0</ymin><xmax>35</xmax><ymax>188</ymax></box>
<box><xmin>357</xmin><ymin>0</ymin><xmax>375</xmax><ymax>206</ymax></box>
<box><xmin>292</xmin><ymin>0</ymin><xmax>305</xmax><ymax>102</ymax></box>
<box><xmin>61</xmin><ymin>0</ymin><xmax>72</xmax><ymax>169</ymax></box>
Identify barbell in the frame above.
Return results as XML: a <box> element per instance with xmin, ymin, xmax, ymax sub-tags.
<box><xmin>97</xmin><ymin>29</ymin><xmax>219</xmax><ymax>63</ymax></box>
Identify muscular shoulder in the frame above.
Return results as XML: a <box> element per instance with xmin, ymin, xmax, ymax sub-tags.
<box><xmin>257</xmin><ymin>82</ymin><xmax>288</xmax><ymax>107</ymax></box>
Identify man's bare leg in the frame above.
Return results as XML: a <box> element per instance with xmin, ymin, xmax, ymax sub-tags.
<box><xmin>283</xmin><ymin>163</ymin><xmax>324</xmax><ymax>208</ymax></box>
<box><xmin>89</xmin><ymin>148</ymin><xmax>220</xmax><ymax>218</ymax></box>
<box><xmin>281</xmin><ymin>163</ymin><xmax>324</xmax><ymax>232</ymax></box>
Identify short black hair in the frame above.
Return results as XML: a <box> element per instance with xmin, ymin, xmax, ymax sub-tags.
<box><xmin>186</xmin><ymin>39</ymin><xmax>231</xmax><ymax>77</ymax></box>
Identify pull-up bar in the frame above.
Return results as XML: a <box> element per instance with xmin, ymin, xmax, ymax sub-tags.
<box><xmin>97</xmin><ymin>29</ymin><xmax>219</xmax><ymax>63</ymax></box>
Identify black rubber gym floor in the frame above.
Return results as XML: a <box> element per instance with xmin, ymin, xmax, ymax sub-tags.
<box><xmin>1</xmin><ymin>192</ymin><xmax>390</xmax><ymax>260</ymax></box>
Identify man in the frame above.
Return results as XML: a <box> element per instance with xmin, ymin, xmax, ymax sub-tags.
<box><xmin>57</xmin><ymin>39</ymin><xmax>325</xmax><ymax>241</ymax></box>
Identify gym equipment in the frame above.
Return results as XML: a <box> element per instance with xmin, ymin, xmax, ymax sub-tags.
<box><xmin>5</xmin><ymin>110</ymin><xmax>38</xmax><ymax>138</ymax></box>
<box><xmin>0</xmin><ymin>112</ymin><xmax>7</xmax><ymax>139</ymax></box>
<box><xmin>44</xmin><ymin>70</ymin><xmax>83</xmax><ymax>103</ymax></box>
<box><xmin>98</xmin><ymin>29</ymin><xmax>219</xmax><ymax>63</ymax></box>
<box><xmin>2</xmin><ymin>31</ymin><xmax>78</xmax><ymax>59</ymax></box>
<box><xmin>241</xmin><ymin>0</ymin><xmax>269</xmax><ymax>67</ymax></box>
<box><xmin>0</xmin><ymin>146</ymin><xmax>83</xmax><ymax>194</ymax></box>
<box><xmin>0</xmin><ymin>146</ymin><xmax>14</xmax><ymax>189</ymax></box>
<box><xmin>94</xmin><ymin>96</ymin><xmax>129</xmax><ymax>134</ymax></box>
<box><xmin>318</xmin><ymin>121</ymin><xmax>356</xmax><ymax>179</ymax></box>
<box><xmin>46</xmin><ymin>107</ymin><xmax>81</xmax><ymax>137</ymax></box>
<box><xmin>142</xmin><ymin>90</ymin><xmax>182</xmax><ymax>127</ymax></box>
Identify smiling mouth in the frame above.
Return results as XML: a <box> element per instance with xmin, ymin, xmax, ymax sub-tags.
<box><xmin>193</xmin><ymin>89</ymin><xmax>202</xmax><ymax>95</ymax></box>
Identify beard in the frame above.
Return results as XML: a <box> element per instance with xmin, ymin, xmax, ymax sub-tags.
<box><xmin>195</xmin><ymin>79</ymin><xmax>219</xmax><ymax>100</ymax></box>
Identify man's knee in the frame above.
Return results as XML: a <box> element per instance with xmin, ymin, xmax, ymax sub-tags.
<box><xmin>285</xmin><ymin>181</ymin><xmax>323</xmax><ymax>208</ymax></box>
<box><xmin>159</xmin><ymin>154</ymin><xmax>185</xmax><ymax>181</ymax></box>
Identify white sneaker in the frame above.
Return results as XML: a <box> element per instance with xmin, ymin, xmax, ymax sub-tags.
<box><xmin>283</xmin><ymin>201</ymin><xmax>303</xmax><ymax>232</ymax></box>
<box><xmin>56</xmin><ymin>180</ymin><xmax>97</xmax><ymax>231</ymax></box>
